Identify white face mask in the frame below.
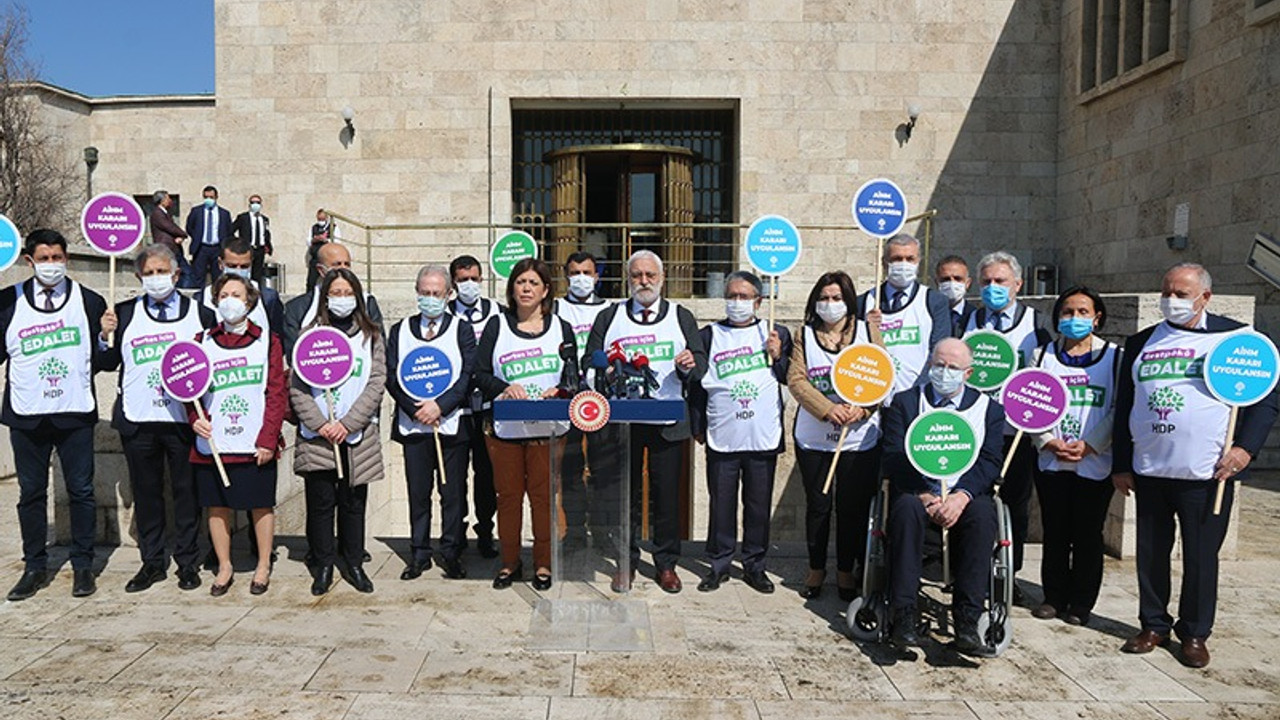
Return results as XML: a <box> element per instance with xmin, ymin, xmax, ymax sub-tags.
<box><xmin>938</xmin><ymin>280</ymin><xmax>967</xmax><ymax>304</ymax></box>
<box><xmin>725</xmin><ymin>299</ymin><xmax>755</xmax><ymax>324</ymax></box>
<box><xmin>328</xmin><ymin>295</ymin><xmax>357</xmax><ymax>319</ymax></box>
<box><xmin>568</xmin><ymin>274</ymin><xmax>596</xmax><ymax>299</ymax></box>
<box><xmin>929</xmin><ymin>364</ymin><xmax>967</xmax><ymax>398</ymax></box>
<box><xmin>886</xmin><ymin>261</ymin><xmax>918</xmax><ymax>289</ymax></box>
<box><xmin>217</xmin><ymin>296</ymin><xmax>248</xmax><ymax>325</ymax></box>
<box><xmin>34</xmin><ymin>262</ymin><xmax>66</xmax><ymax>287</ymax></box>
<box><xmin>816</xmin><ymin>300</ymin><xmax>846</xmax><ymax>325</ymax></box>
<box><xmin>456</xmin><ymin>279</ymin><xmax>481</xmax><ymax>305</ymax></box>
<box><xmin>1160</xmin><ymin>296</ymin><xmax>1199</xmax><ymax>326</ymax></box>
<box><xmin>142</xmin><ymin>274</ymin><xmax>175</xmax><ymax>301</ymax></box>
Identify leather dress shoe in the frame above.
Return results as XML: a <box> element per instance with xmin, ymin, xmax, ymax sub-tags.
<box><xmin>6</xmin><ymin>569</ymin><xmax>49</xmax><ymax>601</ymax></box>
<box><xmin>400</xmin><ymin>558</ymin><xmax>433</xmax><ymax>580</ymax></box>
<box><xmin>340</xmin><ymin>564</ymin><xmax>374</xmax><ymax>593</ymax></box>
<box><xmin>799</xmin><ymin>570</ymin><xmax>825</xmax><ymax>599</ymax></box>
<box><xmin>953</xmin><ymin>623</ymin><xmax>990</xmax><ymax>656</ymax></box>
<box><xmin>891</xmin><ymin>608</ymin><xmax>922</xmax><ymax>647</ymax></box>
<box><xmin>311</xmin><ymin>565</ymin><xmax>334</xmax><ymax>596</ymax></box>
<box><xmin>742</xmin><ymin>570</ymin><xmax>775</xmax><ymax>594</ymax></box>
<box><xmin>125</xmin><ymin>564</ymin><xmax>166</xmax><ymax>593</ymax></box>
<box><xmin>1179</xmin><ymin>637</ymin><xmax>1211</xmax><ymax>668</ymax></box>
<box><xmin>72</xmin><ymin>569</ymin><xmax>96</xmax><ymax>598</ymax></box>
<box><xmin>532</xmin><ymin>571</ymin><xmax>553</xmax><ymax>591</ymax></box>
<box><xmin>492</xmin><ymin>564</ymin><xmax>522</xmax><ymax>589</ymax></box>
<box><xmin>440</xmin><ymin>557</ymin><xmax>466</xmax><ymax>580</ymax></box>
<box><xmin>697</xmin><ymin>572</ymin><xmax>729</xmax><ymax>592</ymax></box>
<box><xmin>610</xmin><ymin>569</ymin><xmax>636</xmax><ymax>593</ymax></box>
<box><xmin>249</xmin><ymin>579</ymin><xmax>270</xmax><ymax>595</ymax></box>
<box><xmin>210</xmin><ymin>574</ymin><xmax>234</xmax><ymax>597</ymax></box>
<box><xmin>177</xmin><ymin>566</ymin><xmax>201</xmax><ymax>591</ymax></box>
<box><xmin>1032</xmin><ymin>603</ymin><xmax>1059</xmax><ymax>620</ymax></box>
<box><xmin>1062</xmin><ymin>610</ymin><xmax>1089</xmax><ymax>626</ymax></box>
<box><xmin>657</xmin><ymin>568</ymin><xmax>682</xmax><ymax>594</ymax></box>
<box><xmin>1121</xmin><ymin>629</ymin><xmax>1169</xmax><ymax>654</ymax></box>
<box><xmin>476</xmin><ymin>536</ymin><xmax>499</xmax><ymax>559</ymax></box>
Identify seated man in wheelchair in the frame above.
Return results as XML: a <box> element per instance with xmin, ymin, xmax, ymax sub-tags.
<box><xmin>880</xmin><ymin>338</ymin><xmax>1005</xmax><ymax>654</ymax></box>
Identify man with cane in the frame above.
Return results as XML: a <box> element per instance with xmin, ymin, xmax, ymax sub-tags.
<box><xmin>1112</xmin><ymin>263</ymin><xmax>1279</xmax><ymax>668</ymax></box>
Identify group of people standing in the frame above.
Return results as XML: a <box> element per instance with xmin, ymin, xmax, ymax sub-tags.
<box><xmin>0</xmin><ymin>223</ymin><xmax>1270</xmax><ymax>669</ymax></box>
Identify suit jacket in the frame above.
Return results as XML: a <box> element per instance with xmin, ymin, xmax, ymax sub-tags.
<box><xmin>0</xmin><ymin>279</ymin><xmax>111</xmax><ymax>430</ymax></box>
<box><xmin>149</xmin><ymin>205</ymin><xmax>187</xmax><ymax>250</ymax></box>
<box><xmin>184</xmin><ymin>204</ymin><xmax>234</xmax><ymax>257</ymax></box>
<box><xmin>856</xmin><ymin>281</ymin><xmax>953</xmax><ymax>350</ymax></box>
<box><xmin>950</xmin><ymin>301</ymin><xmax>978</xmax><ymax>338</ymax></box>
<box><xmin>1112</xmin><ymin>313</ymin><xmax>1280</xmax><ymax>475</ymax></box>
<box><xmin>101</xmin><ymin>294</ymin><xmax>218</xmax><ymax>437</ymax></box>
<box><xmin>282</xmin><ymin>290</ymin><xmax>384</xmax><ymax>359</ymax></box>
<box><xmin>385</xmin><ymin>313</ymin><xmax>477</xmax><ymax>443</ymax></box>
<box><xmin>881</xmin><ymin>385</ymin><xmax>1006</xmax><ymax>499</ymax></box>
<box><xmin>232</xmin><ymin>211</ymin><xmax>273</xmax><ymax>255</ymax></box>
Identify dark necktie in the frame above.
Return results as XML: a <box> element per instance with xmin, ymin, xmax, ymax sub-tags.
<box><xmin>425</xmin><ymin>320</ymin><xmax>437</xmax><ymax>341</ymax></box>
<box><xmin>641</xmin><ymin>309</ymin><xmax>652</xmax><ymax>323</ymax></box>
<box><xmin>995</xmin><ymin>312</ymin><xmax>1007</xmax><ymax>332</ymax></box>
<box><xmin>155</xmin><ymin>300</ymin><xmax>168</xmax><ymax>321</ymax></box>
<box><xmin>41</xmin><ymin>288</ymin><xmax>54</xmax><ymax>311</ymax></box>
<box><xmin>253</xmin><ymin>216</ymin><xmax>261</xmax><ymax>248</ymax></box>
<box><xmin>890</xmin><ymin>291</ymin><xmax>904</xmax><ymax>312</ymax></box>
<box><xmin>205</xmin><ymin>207</ymin><xmax>214</xmax><ymax>245</ymax></box>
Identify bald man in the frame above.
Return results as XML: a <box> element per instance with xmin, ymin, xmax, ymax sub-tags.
<box><xmin>282</xmin><ymin>242</ymin><xmax>384</xmax><ymax>358</ymax></box>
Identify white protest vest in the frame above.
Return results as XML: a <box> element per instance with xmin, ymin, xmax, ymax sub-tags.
<box><xmin>964</xmin><ymin>304</ymin><xmax>1041</xmax><ymax>369</ymax></box>
<box><xmin>491</xmin><ymin>317</ymin><xmax>567</xmax><ymax>440</ymax></box>
<box><xmin>703</xmin><ymin>321</ymin><xmax>782</xmax><ymax>453</ymax></box>
<box><xmin>451</xmin><ymin>298</ymin><xmax>501</xmax><ymax>344</ymax></box>
<box><xmin>871</xmin><ymin>283</ymin><xmax>933</xmax><ymax>396</ymax></box>
<box><xmin>5</xmin><ymin>280</ymin><xmax>94</xmax><ymax>416</ymax></box>
<box><xmin>202</xmin><ymin>282</ymin><xmax>270</xmax><ymax>332</ymax></box>
<box><xmin>603</xmin><ymin>301</ymin><xmax>688</xmax><ymax>424</ymax></box>
<box><xmin>299</xmin><ymin>327</ymin><xmax>374</xmax><ymax>445</ymax></box>
<box><xmin>395</xmin><ymin>317</ymin><xmax>464</xmax><ymax>438</ymax></box>
<box><xmin>300</xmin><ymin>288</ymin><xmax>376</xmax><ymax>329</ymax></box>
<box><xmin>120</xmin><ymin>296</ymin><xmax>206</xmax><ymax>423</ymax></box>
<box><xmin>918</xmin><ymin>390</ymin><xmax>990</xmax><ymax>492</ymax></box>
<box><xmin>197</xmin><ymin>332</ymin><xmax>269</xmax><ymax>456</ymax></box>
<box><xmin>1036</xmin><ymin>342</ymin><xmax>1118</xmax><ymax>480</ymax></box>
<box><xmin>1129</xmin><ymin>323</ymin><xmax>1229</xmax><ymax>480</ymax></box>
<box><xmin>793</xmin><ymin>322</ymin><xmax>881</xmax><ymax>452</ymax></box>
<box><xmin>554</xmin><ymin>297</ymin><xmax>610</xmax><ymax>356</ymax></box>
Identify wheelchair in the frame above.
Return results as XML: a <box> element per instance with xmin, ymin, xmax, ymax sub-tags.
<box><xmin>846</xmin><ymin>480</ymin><xmax>1014</xmax><ymax>657</ymax></box>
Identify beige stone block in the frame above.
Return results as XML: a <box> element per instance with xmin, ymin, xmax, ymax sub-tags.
<box><xmin>346</xmin><ymin>693</ymin><xmax>549</xmax><ymax>720</ymax></box>
<box><xmin>0</xmin><ymin>682</ymin><xmax>187</xmax><ymax>720</ymax></box>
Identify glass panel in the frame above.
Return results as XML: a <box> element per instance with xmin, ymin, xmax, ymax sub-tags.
<box><xmin>628</xmin><ymin>172</ymin><xmax>657</xmax><ymax>224</ymax></box>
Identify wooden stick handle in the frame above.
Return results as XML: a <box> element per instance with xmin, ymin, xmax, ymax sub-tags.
<box><xmin>766</xmin><ymin>277</ymin><xmax>775</xmax><ymax>367</ymax></box>
<box><xmin>874</xmin><ymin>238</ymin><xmax>884</xmax><ymax>294</ymax></box>
<box><xmin>1000</xmin><ymin>429</ymin><xmax>1024</xmax><ymax>480</ymax></box>
<box><xmin>822</xmin><ymin>425</ymin><xmax>852</xmax><ymax>494</ymax></box>
<box><xmin>106</xmin><ymin>256</ymin><xmax>116</xmax><ymax>348</ymax></box>
<box><xmin>194</xmin><ymin>402</ymin><xmax>230</xmax><ymax>487</ymax></box>
<box><xmin>326</xmin><ymin>389</ymin><xmax>344</xmax><ymax>480</ymax></box>
<box><xmin>1214</xmin><ymin>405</ymin><xmax>1240</xmax><ymax>516</ymax></box>
<box><xmin>433</xmin><ymin>426</ymin><xmax>447</xmax><ymax>485</ymax></box>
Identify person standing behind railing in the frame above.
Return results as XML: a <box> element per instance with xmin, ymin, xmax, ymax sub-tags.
<box><xmin>306</xmin><ymin>209</ymin><xmax>342</xmax><ymax>294</ymax></box>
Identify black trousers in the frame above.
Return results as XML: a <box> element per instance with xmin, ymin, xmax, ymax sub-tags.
<box><xmin>303</xmin><ymin>446</ymin><xmax>369</xmax><ymax>568</ymax></box>
<box><xmin>250</xmin><ymin>246</ymin><xmax>268</xmax><ymax>285</ymax></box>
<box><xmin>999</xmin><ymin>433</ymin><xmax>1035</xmax><ymax>573</ymax></box>
<box><xmin>888</xmin><ymin>491</ymin><xmax>997</xmax><ymax>625</ymax></box>
<box><xmin>12</xmin><ymin>423</ymin><xmax>96</xmax><ymax>571</ymax></box>
<box><xmin>402</xmin><ymin>434</ymin><xmax>468</xmax><ymax>563</ymax></box>
<box><xmin>463</xmin><ymin>414</ymin><xmax>496</xmax><ymax>540</ymax></box>
<box><xmin>1135</xmin><ymin>474</ymin><xmax>1233</xmax><ymax>640</ymax></box>
<box><xmin>795</xmin><ymin>445</ymin><xmax>881</xmax><ymax>573</ymax></box>
<box><xmin>705</xmin><ymin>449</ymin><xmax>777</xmax><ymax>574</ymax></box>
<box><xmin>190</xmin><ymin>243</ymin><xmax>222</xmax><ymax>289</ymax></box>
<box><xmin>628</xmin><ymin>424</ymin><xmax>684</xmax><ymax>571</ymax></box>
<box><xmin>1034</xmin><ymin>469</ymin><xmax>1113</xmax><ymax>615</ymax></box>
<box><xmin>122</xmin><ymin>425</ymin><xmax>200</xmax><ymax>570</ymax></box>
<box><xmin>560</xmin><ymin>427</ymin><xmax>592</xmax><ymax>541</ymax></box>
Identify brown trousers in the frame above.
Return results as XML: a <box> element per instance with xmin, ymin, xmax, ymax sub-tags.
<box><xmin>484</xmin><ymin>436</ymin><xmax>564</xmax><ymax>570</ymax></box>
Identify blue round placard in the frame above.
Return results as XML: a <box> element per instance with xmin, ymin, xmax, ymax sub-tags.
<box><xmin>744</xmin><ymin>214</ymin><xmax>802</xmax><ymax>276</ymax></box>
<box><xmin>1204</xmin><ymin>330</ymin><xmax>1280</xmax><ymax>406</ymax></box>
<box><xmin>0</xmin><ymin>214</ymin><xmax>21</xmax><ymax>272</ymax></box>
<box><xmin>398</xmin><ymin>345</ymin><xmax>455</xmax><ymax>401</ymax></box>
<box><xmin>851</xmin><ymin>178</ymin><xmax>909</xmax><ymax>239</ymax></box>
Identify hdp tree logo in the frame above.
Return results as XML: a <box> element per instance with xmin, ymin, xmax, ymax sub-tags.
<box><xmin>38</xmin><ymin>356</ymin><xmax>69</xmax><ymax>386</ymax></box>
<box><xmin>1147</xmin><ymin>386</ymin><xmax>1184</xmax><ymax>421</ymax></box>
<box><xmin>147</xmin><ymin>368</ymin><xmax>165</xmax><ymax>397</ymax></box>
<box><xmin>730</xmin><ymin>379</ymin><xmax>760</xmax><ymax>409</ymax></box>
<box><xmin>219</xmin><ymin>394</ymin><xmax>250</xmax><ymax>424</ymax></box>
<box><xmin>1059</xmin><ymin>413</ymin><xmax>1082</xmax><ymax>442</ymax></box>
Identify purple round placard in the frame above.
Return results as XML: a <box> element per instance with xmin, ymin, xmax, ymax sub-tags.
<box><xmin>1000</xmin><ymin>368</ymin><xmax>1070</xmax><ymax>433</ymax></box>
<box><xmin>292</xmin><ymin>326</ymin><xmax>355</xmax><ymax>389</ymax></box>
<box><xmin>160</xmin><ymin>340</ymin><xmax>213</xmax><ymax>402</ymax></box>
<box><xmin>80</xmin><ymin>192</ymin><xmax>146</xmax><ymax>256</ymax></box>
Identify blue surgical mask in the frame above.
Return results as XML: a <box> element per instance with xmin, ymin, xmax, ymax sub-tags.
<box><xmin>249</xmin><ymin>202</ymin><xmax>262</xmax><ymax>213</ymax></box>
<box><xmin>203</xmin><ymin>197</ymin><xmax>216</xmax><ymax>208</ymax></box>
<box><xmin>1057</xmin><ymin>316</ymin><xmax>1094</xmax><ymax>340</ymax></box>
<box><xmin>223</xmin><ymin>267</ymin><xmax>251</xmax><ymax>281</ymax></box>
<box><xmin>928</xmin><ymin>364</ymin><xmax>967</xmax><ymax>398</ymax></box>
<box><xmin>981</xmin><ymin>284</ymin><xmax>1010</xmax><ymax>311</ymax></box>
<box><xmin>418</xmin><ymin>295</ymin><xmax>447</xmax><ymax>318</ymax></box>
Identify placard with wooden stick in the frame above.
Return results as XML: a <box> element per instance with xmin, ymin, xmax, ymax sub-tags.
<box><xmin>396</xmin><ymin>343</ymin><xmax>461</xmax><ymax>486</ymax></box>
<box><xmin>822</xmin><ymin>343</ymin><xmax>896</xmax><ymax>494</ymax></box>
<box><xmin>1201</xmin><ymin>330</ymin><xmax>1280</xmax><ymax>515</ymax></box>
<box><xmin>80</xmin><ymin>193</ymin><xmax>146</xmax><ymax>348</ymax></box>
<box><xmin>745</xmin><ymin>214</ymin><xmax>802</xmax><ymax>368</ymax></box>
<box><xmin>292</xmin><ymin>326</ymin><xmax>357</xmax><ymax>481</ymax></box>
<box><xmin>160</xmin><ymin>340</ymin><xmax>229</xmax><ymax>487</ymax></box>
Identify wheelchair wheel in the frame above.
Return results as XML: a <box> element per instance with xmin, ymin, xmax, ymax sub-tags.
<box><xmin>862</xmin><ymin>490</ymin><xmax>888</xmax><ymax>597</ymax></box>
<box><xmin>981</xmin><ymin>498</ymin><xmax>1015</xmax><ymax>656</ymax></box>
<box><xmin>846</xmin><ymin>593</ymin><xmax>887</xmax><ymax>642</ymax></box>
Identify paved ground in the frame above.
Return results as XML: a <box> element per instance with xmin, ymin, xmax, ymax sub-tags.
<box><xmin>0</xmin><ymin>477</ymin><xmax>1277</xmax><ymax>720</ymax></box>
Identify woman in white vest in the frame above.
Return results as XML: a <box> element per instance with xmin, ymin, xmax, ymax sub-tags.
<box><xmin>690</xmin><ymin>271</ymin><xmax>791</xmax><ymax>594</ymax></box>
<box><xmin>1029</xmin><ymin>286</ymin><xmax>1119</xmax><ymax>626</ymax></box>
<box><xmin>190</xmin><ymin>274</ymin><xmax>288</xmax><ymax>597</ymax></box>
<box><xmin>473</xmin><ymin>257</ymin><xmax>576</xmax><ymax>591</ymax></box>
<box><xmin>289</xmin><ymin>268</ymin><xmax>386</xmax><ymax>596</ymax></box>
<box><xmin>786</xmin><ymin>271</ymin><xmax>885</xmax><ymax>601</ymax></box>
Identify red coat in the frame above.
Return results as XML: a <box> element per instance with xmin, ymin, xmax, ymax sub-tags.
<box><xmin>187</xmin><ymin>322</ymin><xmax>288</xmax><ymax>465</ymax></box>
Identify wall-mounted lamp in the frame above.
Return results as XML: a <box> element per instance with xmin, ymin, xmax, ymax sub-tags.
<box><xmin>83</xmin><ymin>146</ymin><xmax>99</xmax><ymax>200</ymax></box>
<box><xmin>341</xmin><ymin>106</ymin><xmax>356</xmax><ymax>140</ymax></box>
<box><xmin>904</xmin><ymin>105</ymin><xmax>921</xmax><ymax>140</ymax></box>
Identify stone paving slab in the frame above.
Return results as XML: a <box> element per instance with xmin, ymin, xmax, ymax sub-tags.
<box><xmin>551</xmin><ymin>696</ymin><xmax>763</xmax><ymax>719</ymax></box>
<box><xmin>119</xmin><ymin>642</ymin><xmax>332</xmax><ymax>690</ymax></box>
<box><xmin>344</xmin><ymin>692</ymin><xmax>550</xmax><ymax>720</ymax></box>
<box><xmin>0</xmin><ymin>681</ymin><xmax>188</xmax><ymax>720</ymax></box>
<box><xmin>306</xmin><ymin>646</ymin><xmax>430</xmax><ymax>694</ymax></box>
<box><xmin>964</xmin><ymin>701</ymin><xmax>1167</xmax><ymax>720</ymax></box>
<box><xmin>6</xmin><ymin>640</ymin><xmax>154</xmax><ymax>684</ymax></box>
<box><xmin>410</xmin><ymin>649</ymin><xmax>575</xmax><ymax>696</ymax></box>
<box><xmin>163</xmin><ymin>688</ymin><xmax>357</xmax><ymax>720</ymax></box>
<box><xmin>756</xmin><ymin>699</ymin><xmax>978</xmax><ymax>720</ymax></box>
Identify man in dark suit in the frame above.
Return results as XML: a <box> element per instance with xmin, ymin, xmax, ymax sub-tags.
<box><xmin>184</xmin><ymin>185</ymin><xmax>233</xmax><ymax>290</ymax></box>
<box><xmin>282</xmin><ymin>242</ymin><xmax>383</xmax><ymax>359</ymax></box>
<box><xmin>148</xmin><ymin>190</ymin><xmax>193</xmax><ymax>288</ymax></box>
<box><xmin>583</xmin><ymin>249</ymin><xmax>707</xmax><ymax>594</ymax></box>
<box><xmin>0</xmin><ymin>229</ymin><xmax>114</xmax><ymax>601</ymax></box>
<box><xmin>881</xmin><ymin>337</ymin><xmax>1006</xmax><ymax>654</ymax></box>
<box><xmin>934</xmin><ymin>254</ymin><xmax>976</xmax><ymax>338</ymax></box>
<box><xmin>232</xmin><ymin>194</ymin><xmax>273</xmax><ymax>284</ymax></box>
<box><xmin>1112</xmin><ymin>263</ymin><xmax>1280</xmax><ymax>668</ymax></box>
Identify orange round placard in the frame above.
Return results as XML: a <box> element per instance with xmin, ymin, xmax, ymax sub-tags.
<box><xmin>831</xmin><ymin>343</ymin><xmax>896</xmax><ymax>406</ymax></box>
